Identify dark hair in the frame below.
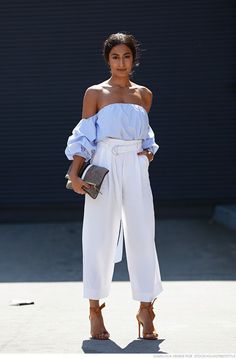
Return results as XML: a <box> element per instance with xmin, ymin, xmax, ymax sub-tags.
<box><xmin>102</xmin><ymin>32</ymin><xmax>141</xmax><ymax>76</ymax></box>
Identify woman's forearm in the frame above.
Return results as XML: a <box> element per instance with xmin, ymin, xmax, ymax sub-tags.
<box><xmin>69</xmin><ymin>155</ymin><xmax>86</xmax><ymax>180</ymax></box>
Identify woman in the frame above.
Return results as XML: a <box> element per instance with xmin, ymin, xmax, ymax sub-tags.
<box><xmin>65</xmin><ymin>32</ymin><xmax>163</xmax><ymax>340</ymax></box>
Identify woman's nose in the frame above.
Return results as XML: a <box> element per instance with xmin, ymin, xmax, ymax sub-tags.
<box><xmin>119</xmin><ymin>58</ymin><xmax>125</xmax><ymax>67</ymax></box>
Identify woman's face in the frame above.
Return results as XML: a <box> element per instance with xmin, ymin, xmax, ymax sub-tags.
<box><xmin>108</xmin><ymin>44</ymin><xmax>134</xmax><ymax>77</ymax></box>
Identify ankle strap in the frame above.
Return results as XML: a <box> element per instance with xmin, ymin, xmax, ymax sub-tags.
<box><xmin>140</xmin><ymin>297</ymin><xmax>157</xmax><ymax>312</ymax></box>
<box><xmin>89</xmin><ymin>302</ymin><xmax>105</xmax><ymax>314</ymax></box>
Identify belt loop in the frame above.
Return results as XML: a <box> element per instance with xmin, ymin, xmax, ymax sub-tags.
<box><xmin>112</xmin><ymin>145</ymin><xmax>118</xmax><ymax>155</ymax></box>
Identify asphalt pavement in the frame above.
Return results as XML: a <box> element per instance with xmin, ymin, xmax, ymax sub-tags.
<box><xmin>0</xmin><ymin>218</ymin><xmax>236</xmax><ymax>355</ymax></box>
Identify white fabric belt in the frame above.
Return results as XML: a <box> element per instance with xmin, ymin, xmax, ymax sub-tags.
<box><xmin>98</xmin><ymin>138</ymin><xmax>142</xmax><ymax>155</ymax></box>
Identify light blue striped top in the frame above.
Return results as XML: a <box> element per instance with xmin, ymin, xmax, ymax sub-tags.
<box><xmin>65</xmin><ymin>102</ymin><xmax>159</xmax><ymax>162</ymax></box>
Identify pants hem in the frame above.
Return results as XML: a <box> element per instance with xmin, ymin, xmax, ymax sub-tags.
<box><xmin>83</xmin><ymin>287</ymin><xmax>110</xmax><ymax>300</ymax></box>
<box><xmin>131</xmin><ymin>286</ymin><xmax>164</xmax><ymax>302</ymax></box>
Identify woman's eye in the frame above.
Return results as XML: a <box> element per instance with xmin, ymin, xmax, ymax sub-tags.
<box><xmin>112</xmin><ymin>56</ymin><xmax>130</xmax><ymax>59</ymax></box>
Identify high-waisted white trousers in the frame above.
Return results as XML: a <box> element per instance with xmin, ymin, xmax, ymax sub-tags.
<box><xmin>82</xmin><ymin>137</ymin><xmax>163</xmax><ymax>301</ymax></box>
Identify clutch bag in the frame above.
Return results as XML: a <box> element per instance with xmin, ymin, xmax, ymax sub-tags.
<box><xmin>65</xmin><ymin>162</ymin><xmax>109</xmax><ymax>199</ymax></box>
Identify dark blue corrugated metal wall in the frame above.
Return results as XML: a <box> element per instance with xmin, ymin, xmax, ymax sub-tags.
<box><xmin>0</xmin><ymin>0</ymin><xmax>235</xmax><ymax>215</ymax></box>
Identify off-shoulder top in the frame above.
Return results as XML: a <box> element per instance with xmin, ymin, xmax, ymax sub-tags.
<box><xmin>65</xmin><ymin>103</ymin><xmax>159</xmax><ymax>162</ymax></box>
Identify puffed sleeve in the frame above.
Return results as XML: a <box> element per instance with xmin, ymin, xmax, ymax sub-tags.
<box><xmin>142</xmin><ymin>124</ymin><xmax>159</xmax><ymax>155</ymax></box>
<box><xmin>65</xmin><ymin>113</ymin><xmax>97</xmax><ymax>162</ymax></box>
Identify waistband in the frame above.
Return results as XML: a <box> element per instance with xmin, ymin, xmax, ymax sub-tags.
<box><xmin>97</xmin><ymin>137</ymin><xmax>142</xmax><ymax>155</ymax></box>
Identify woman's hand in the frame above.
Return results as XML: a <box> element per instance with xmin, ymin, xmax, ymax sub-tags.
<box><xmin>70</xmin><ymin>176</ymin><xmax>92</xmax><ymax>195</ymax></box>
<box><xmin>137</xmin><ymin>149</ymin><xmax>154</xmax><ymax>163</ymax></box>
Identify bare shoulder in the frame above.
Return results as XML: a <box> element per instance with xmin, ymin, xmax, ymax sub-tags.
<box><xmin>81</xmin><ymin>85</ymin><xmax>102</xmax><ymax>119</ymax></box>
<box><xmin>139</xmin><ymin>85</ymin><xmax>153</xmax><ymax>112</ymax></box>
<box><xmin>130</xmin><ymin>82</ymin><xmax>153</xmax><ymax>112</ymax></box>
<box><xmin>140</xmin><ymin>85</ymin><xmax>153</xmax><ymax>99</ymax></box>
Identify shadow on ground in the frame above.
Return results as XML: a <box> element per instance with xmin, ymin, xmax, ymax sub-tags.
<box><xmin>82</xmin><ymin>338</ymin><xmax>166</xmax><ymax>353</ymax></box>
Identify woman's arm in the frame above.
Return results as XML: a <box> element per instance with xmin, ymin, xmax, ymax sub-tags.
<box><xmin>139</xmin><ymin>87</ymin><xmax>155</xmax><ymax>162</ymax></box>
<box><xmin>66</xmin><ymin>87</ymin><xmax>98</xmax><ymax>194</ymax></box>
<box><xmin>141</xmin><ymin>86</ymin><xmax>153</xmax><ymax>113</ymax></box>
<box><xmin>68</xmin><ymin>155</ymin><xmax>86</xmax><ymax>181</ymax></box>
<box><xmin>82</xmin><ymin>86</ymin><xmax>99</xmax><ymax>118</ymax></box>
<box><xmin>69</xmin><ymin>87</ymin><xmax>98</xmax><ymax>179</ymax></box>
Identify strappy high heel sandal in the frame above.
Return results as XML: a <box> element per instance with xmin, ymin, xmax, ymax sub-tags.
<box><xmin>136</xmin><ymin>298</ymin><xmax>158</xmax><ymax>340</ymax></box>
<box><xmin>89</xmin><ymin>302</ymin><xmax>110</xmax><ymax>340</ymax></box>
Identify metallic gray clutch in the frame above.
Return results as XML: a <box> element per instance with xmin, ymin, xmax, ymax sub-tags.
<box><xmin>65</xmin><ymin>162</ymin><xmax>109</xmax><ymax>199</ymax></box>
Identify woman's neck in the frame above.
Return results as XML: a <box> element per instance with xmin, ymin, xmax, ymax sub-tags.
<box><xmin>107</xmin><ymin>75</ymin><xmax>132</xmax><ymax>88</ymax></box>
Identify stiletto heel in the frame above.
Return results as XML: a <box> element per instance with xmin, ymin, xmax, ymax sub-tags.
<box><xmin>89</xmin><ymin>302</ymin><xmax>110</xmax><ymax>340</ymax></box>
<box><xmin>137</xmin><ymin>317</ymin><xmax>141</xmax><ymax>338</ymax></box>
<box><xmin>136</xmin><ymin>298</ymin><xmax>158</xmax><ymax>340</ymax></box>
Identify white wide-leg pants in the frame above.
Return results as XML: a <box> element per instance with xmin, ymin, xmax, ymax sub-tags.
<box><xmin>82</xmin><ymin>138</ymin><xmax>163</xmax><ymax>301</ymax></box>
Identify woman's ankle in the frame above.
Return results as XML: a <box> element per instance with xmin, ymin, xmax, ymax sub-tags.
<box><xmin>140</xmin><ymin>301</ymin><xmax>151</xmax><ymax>307</ymax></box>
<box><xmin>89</xmin><ymin>299</ymin><xmax>100</xmax><ymax>308</ymax></box>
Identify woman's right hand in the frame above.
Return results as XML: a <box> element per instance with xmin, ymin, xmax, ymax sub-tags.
<box><xmin>70</xmin><ymin>176</ymin><xmax>92</xmax><ymax>195</ymax></box>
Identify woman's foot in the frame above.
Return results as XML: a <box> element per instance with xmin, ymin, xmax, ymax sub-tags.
<box><xmin>89</xmin><ymin>302</ymin><xmax>110</xmax><ymax>340</ymax></box>
<box><xmin>136</xmin><ymin>298</ymin><xmax>158</xmax><ymax>339</ymax></box>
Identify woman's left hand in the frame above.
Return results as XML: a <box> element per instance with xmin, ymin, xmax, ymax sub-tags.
<box><xmin>137</xmin><ymin>149</ymin><xmax>154</xmax><ymax>163</ymax></box>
